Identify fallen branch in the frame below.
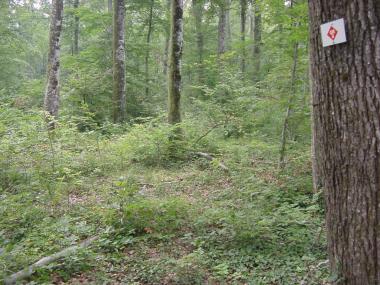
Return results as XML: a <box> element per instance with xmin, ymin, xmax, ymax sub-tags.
<box><xmin>193</xmin><ymin>152</ymin><xmax>229</xmax><ymax>172</ymax></box>
<box><xmin>4</xmin><ymin>236</ymin><xmax>98</xmax><ymax>285</ymax></box>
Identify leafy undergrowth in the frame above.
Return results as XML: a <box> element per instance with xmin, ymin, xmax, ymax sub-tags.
<box><xmin>0</xmin><ymin>110</ymin><xmax>329</xmax><ymax>284</ymax></box>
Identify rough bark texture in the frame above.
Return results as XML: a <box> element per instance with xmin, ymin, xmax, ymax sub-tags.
<box><xmin>240</xmin><ymin>0</ymin><xmax>247</xmax><ymax>74</ymax></box>
<box><xmin>112</xmin><ymin>0</ymin><xmax>126</xmax><ymax>123</ymax></box>
<box><xmin>309</xmin><ymin>1</ymin><xmax>380</xmax><ymax>284</ymax></box>
<box><xmin>73</xmin><ymin>0</ymin><xmax>79</xmax><ymax>55</ymax></box>
<box><xmin>145</xmin><ymin>0</ymin><xmax>154</xmax><ymax>97</ymax></box>
<box><xmin>168</xmin><ymin>0</ymin><xmax>183</xmax><ymax>125</ymax></box>
<box><xmin>192</xmin><ymin>0</ymin><xmax>204</xmax><ymax>86</ymax></box>
<box><xmin>44</xmin><ymin>0</ymin><xmax>63</xmax><ymax>127</ymax></box>
<box><xmin>311</xmin><ymin>60</ymin><xmax>323</xmax><ymax>193</ymax></box>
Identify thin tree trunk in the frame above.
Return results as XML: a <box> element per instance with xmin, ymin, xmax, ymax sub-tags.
<box><xmin>217</xmin><ymin>1</ymin><xmax>228</xmax><ymax>55</ymax></box>
<box><xmin>309</xmin><ymin>1</ymin><xmax>380</xmax><ymax>284</ymax></box>
<box><xmin>44</xmin><ymin>0</ymin><xmax>64</xmax><ymax>128</ymax></box>
<box><xmin>112</xmin><ymin>0</ymin><xmax>126</xmax><ymax>123</ymax></box>
<box><xmin>167</xmin><ymin>0</ymin><xmax>183</xmax><ymax>124</ymax></box>
<box><xmin>163</xmin><ymin>0</ymin><xmax>170</xmax><ymax>75</ymax></box>
<box><xmin>108</xmin><ymin>0</ymin><xmax>112</xmax><ymax>13</ymax></box>
<box><xmin>192</xmin><ymin>0</ymin><xmax>204</xmax><ymax>87</ymax></box>
<box><xmin>225</xmin><ymin>0</ymin><xmax>231</xmax><ymax>50</ymax></box>
<box><xmin>252</xmin><ymin>1</ymin><xmax>261</xmax><ymax>81</ymax></box>
<box><xmin>240</xmin><ymin>0</ymin><xmax>247</xmax><ymax>74</ymax></box>
<box><xmin>73</xmin><ymin>0</ymin><xmax>79</xmax><ymax>55</ymax></box>
<box><xmin>249</xmin><ymin>1</ymin><xmax>254</xmax><ymax>41</ymax></box>
<box><xmin>145</xmin><ymin>0</ymin><xmax>154</xmax><ymax>97</ymax></box>
<box><xmin>278</xmin><ymin>42</ymin><xmax>298</xmax><ymax>169</ymax></box>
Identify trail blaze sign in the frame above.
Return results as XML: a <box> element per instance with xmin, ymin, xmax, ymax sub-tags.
<box><xmin>321</xmin><ymin>19</ymin><xmax>347</xmax><ymax>47</ymax></box>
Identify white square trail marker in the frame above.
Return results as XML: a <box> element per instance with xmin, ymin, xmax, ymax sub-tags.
<box><xmin>321</xmin><ymin>18</ymin><xmax>347</xmax><ymax>47</ymax></box>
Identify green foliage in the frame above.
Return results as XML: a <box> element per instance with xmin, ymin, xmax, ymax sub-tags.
<box><xmin>111</xmin><ymin>198</ymin><xmax>190</xmax><ymax>235</ymax></box>
<box><xmin>0</xmin><ymin>0</ymin><xmax>329</xmax><ymax>284</ymax></box>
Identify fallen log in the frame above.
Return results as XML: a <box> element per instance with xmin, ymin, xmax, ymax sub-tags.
<box><xmin>193</xmin><ymin>152</ymin><xmax>229</xmax><ymax>172</ymax></box>
<box><xmin>4</xmin><ymin>236</ymin><xmax>98</xmax><ymax>285</ymax></box>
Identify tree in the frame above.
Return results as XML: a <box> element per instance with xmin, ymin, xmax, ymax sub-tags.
<box><xmin>192</xmin><ymin>0</ymin><xmax>204</xmax><ymax>86</ymax></box>
<box><xmin>167</xmin><ymin>0</ymin><xmax>183</xmax><ymax>125</ymax></box>
<box><xmin>112</xmin><ymin>0</ymin><xmax>126</xmax><ymax>123</ymax></box>
<box><xmin>217</xmin><ymin>0</ymin><xmax>229</xmax><ymax>55</ymax></box>
<box><xmin>240</xmin><ymin>0</ymin><xmax>247</xmax><ymax>74</ymax></box>
<box><xmin>44</xmin><ymin>0</ymin><xmax>64</xmax><ymax>127</ymax></box>
<box><xmin>145</xmin><ymin>0</ymin><xmax>154</xmax><ymax>97</ymax></box>
<box><xmin>73</xmin><ymin>0</ymin><xmax>79</xmax><ymax>55</ymax></box>
<box><xmin>278</xmin><ymin>42</ymin><xmax>298</xmax><ymax>169</ymax></box>
<box><xmin>163</xmin><ymin>0</ymin><xmax>171</xmax><ymax>75</ymax></box>
<box><xmin>108</xmin><ymin>0</ymin><xmax>112</xmax><ymax>13</ymax></box>
<box><xmin>309</xmin><ymin>1</ymin><xmax>380</xmax><ymax>284</ymax></box>
<box><xmin>251</xmin><ymin>0</ymin><xmax>261</xmax><ymax>81</ymax></box>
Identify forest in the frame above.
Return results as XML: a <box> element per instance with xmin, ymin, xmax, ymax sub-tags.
<box><xmin>0</xmin><ymin>0</ymin><xmax>379</xmax><ymax>284</ymax></box>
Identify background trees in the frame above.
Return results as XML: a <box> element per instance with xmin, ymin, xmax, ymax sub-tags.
<box><xmin>0</xmin><ymin>1</ymin><xmax>332</xmax><ymax>283</ymax></box>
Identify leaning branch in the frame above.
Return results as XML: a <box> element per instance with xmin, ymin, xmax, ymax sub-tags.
<box><xmin>4</xmin><ymin>236</ymin><xmax>98</xmax><ymax>285</ymax></box>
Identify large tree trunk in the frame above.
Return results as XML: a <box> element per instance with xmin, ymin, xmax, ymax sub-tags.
<box><xmin>167</xmin><ymin>0</ymin><xmax>183</xmax><ymax>124</ymax></box>
<box><xmin>44</xmin><ymin>0</ymin><xmax>63</xmax><ymax>128</ymax></box>
<box><xmin>145</xmin><ymin>0</ymin><xmax>154</xmax><ymax>97</ymax></box>
<box><xmin>192</xmin><ymin>0</ymin><xmax>204</xmax><ymax>87</ymax></box>
<box><xmin>240</xmin><ymin>0</ymin><xmax>247</xmax><ymax>74</ymax></box>
<box><xmin>309</xmin><ymin>1</ymin><xmax>380</xmax><ymax>284</ymax></box>
<box><xmin>112</xmin><ymin>0</ymin><xmax>126</xmax><ymax>123</ymax></box>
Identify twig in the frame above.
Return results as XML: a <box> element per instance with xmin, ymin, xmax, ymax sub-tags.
<box><xmin>193</xmin><ymin>122</ymin><xmax>224</xmax><ymax>145</ymax></box>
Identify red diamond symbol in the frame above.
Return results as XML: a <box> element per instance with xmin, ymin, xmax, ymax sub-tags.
<box><xmin>327</xmin><ymin>26</ymin><xmax>338</xmax><ymax>41</ymax></box>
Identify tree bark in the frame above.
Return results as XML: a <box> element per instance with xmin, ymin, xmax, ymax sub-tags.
<box><xmin>225</xmin><ymin>0</ymin><xmax>231</xmax><ymax>50</ymax></box>
<box><xmin>168</xmin><ymin>0</ymin><xmax>183</xmax><ymax>125</ymax></box>
<box><xmin>309</xmin><ymin>1</ymin><xmax>380</xmax><ymax>284</ymax></box>
<box><xmin>44</xmin><ymin>0</ymin><xmax>64</xmax><ymax>128</ymax></box>
<box><xmin>108</xmin><ymin>0</ymin><xmax>112</xmax><ymax>13</ymax></box>
<box><xmin>112</xmin><ymin>0</ymin><xmax>126</xmax><ymax>123</ymax></box>
<box><xmin>240</xmin><ymin>0</ymin><xmax>247</xmax><ymax>74</ymax></box>
<box><xmin>278</xmin><ymin>42</ymin><xmax>298</xmax><ymax>169</ymax></box>
<box><xmin>192</xmin><ymin>0</ymin><xmax>204</xmax><ymax>86</ymax></box>
<box><xmin>163</xmin><ymin>0</ymin><xmax>170</xmax><ymax>75</ymax></box>
<box><xmin>73</xmin><ymin>0</ymin><xmax>79</xmax><ymax>55</ymax></box>
<box><xmin>145</xmin><ymin>0</ymin><xmax>154</xmax><ymax>97</ymax></box>
<box><xmin>252</xmin><ymin>1</ymin><xmax>261</xmax><ymax>81</ymax></box>
<box><xmin>217</xmin><ymin>0</ymin><xmax>229</xmax><ymax>55</ymax></box>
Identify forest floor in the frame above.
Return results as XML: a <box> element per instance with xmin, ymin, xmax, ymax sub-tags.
<box><xmin>1</xmin><ymin>117</ymin><xmax>329</xmax><ymax>284</ymax></box>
